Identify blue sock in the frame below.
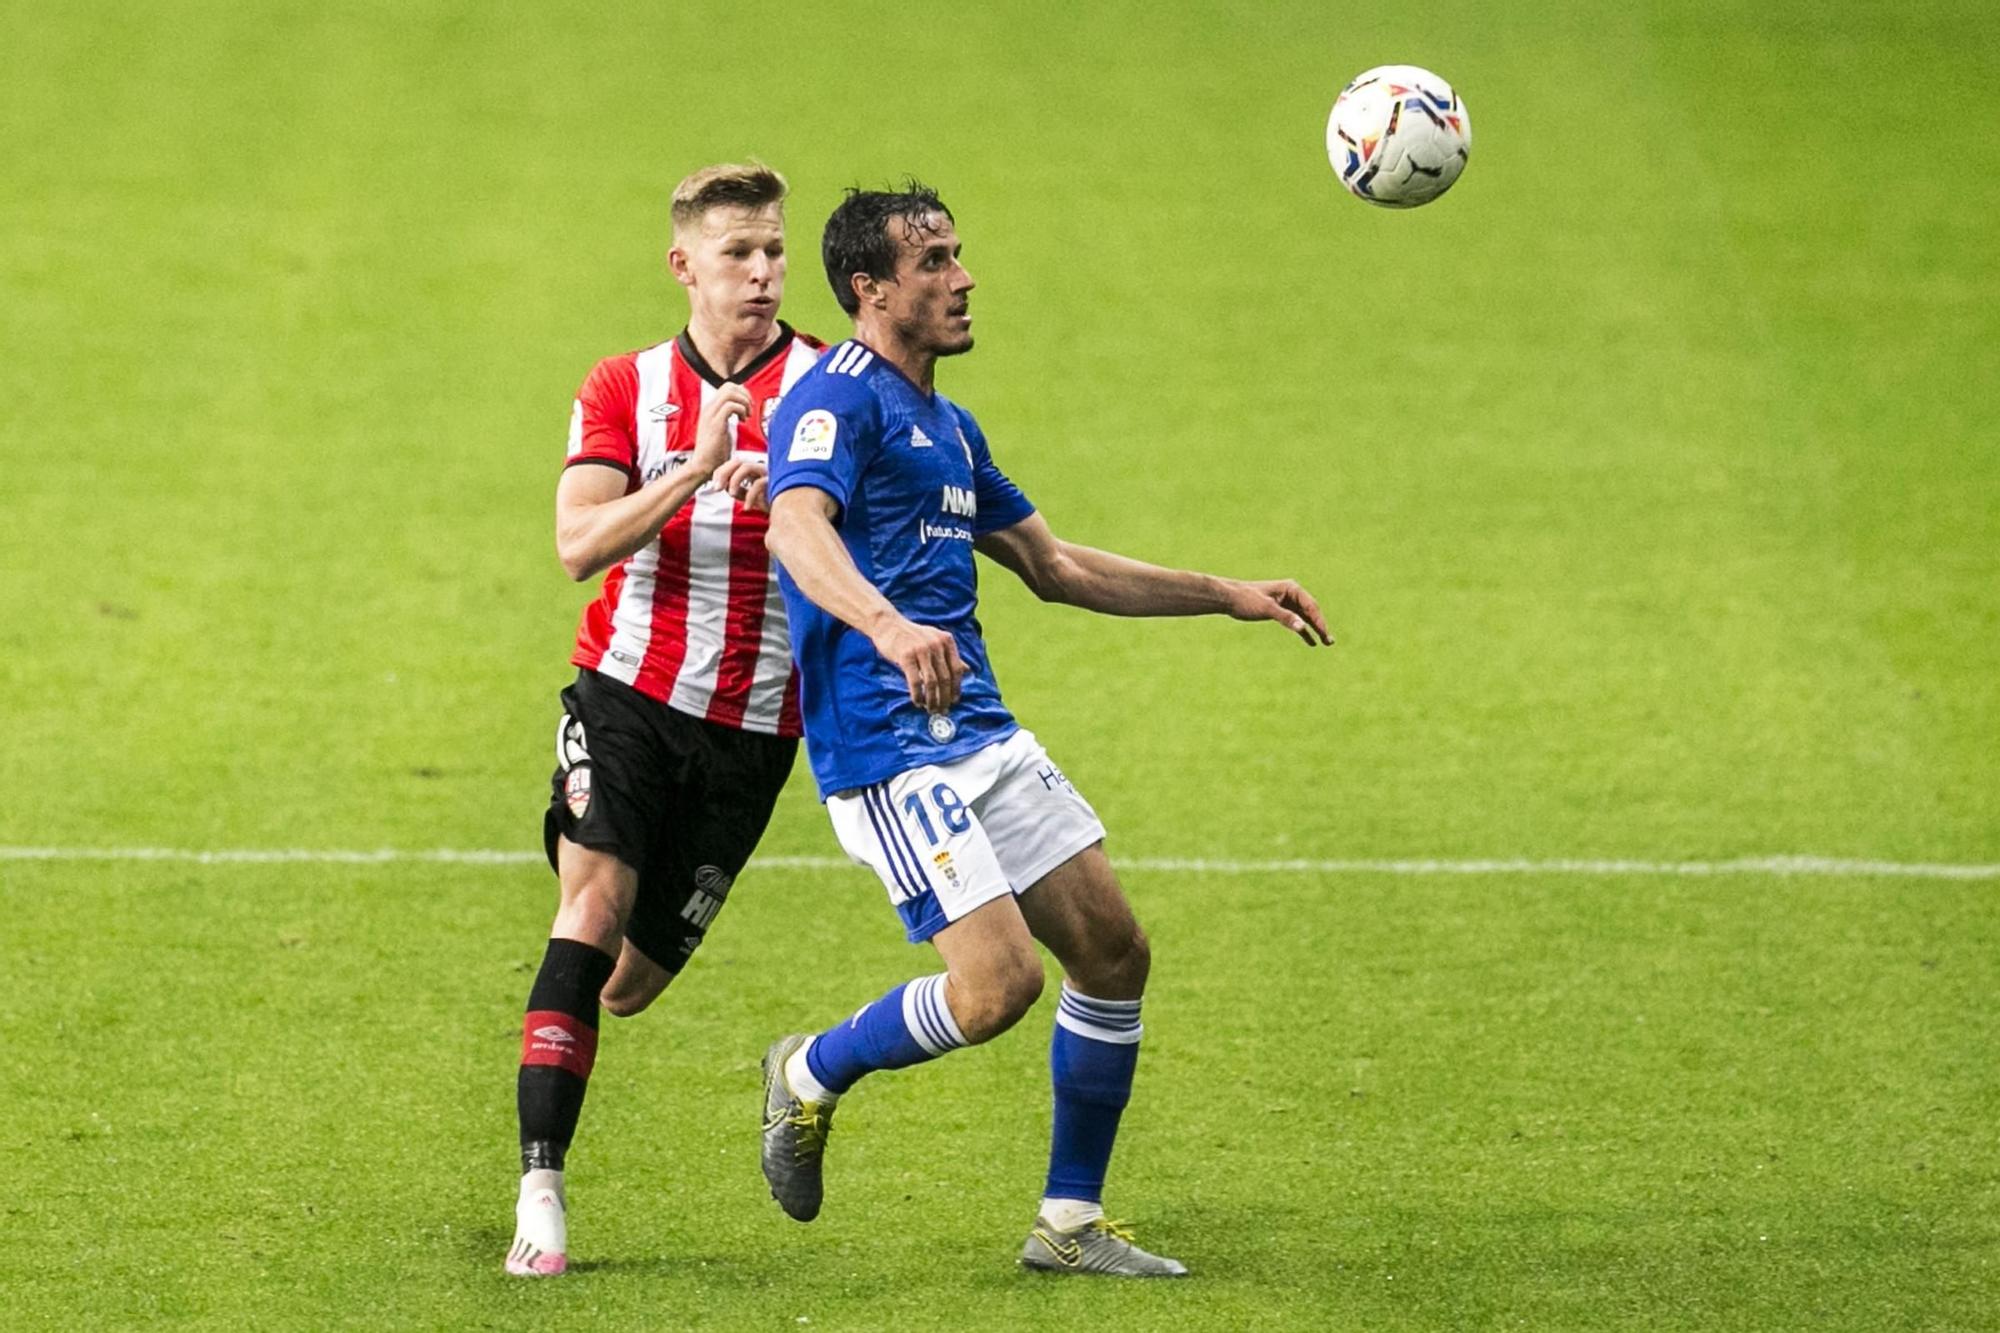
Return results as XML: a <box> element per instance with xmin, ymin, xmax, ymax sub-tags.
<box><xmin>1045</xmin><ymin>985</ymin><xmax>1143</xmax><ymax>1203</ymax></box>
<box><xmin>805</xmin><ymin>973</ymin><xmax>966</xmax><ymax>1095</ymax></box>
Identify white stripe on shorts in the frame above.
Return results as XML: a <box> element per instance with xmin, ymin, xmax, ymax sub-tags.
<box><xmin>863</xmin><ymin>784</ymin><xmax>932</xmax><ymax>905</ymax></box>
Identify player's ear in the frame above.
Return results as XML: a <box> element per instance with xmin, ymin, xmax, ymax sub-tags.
<box><xmin>851</xmin><ymin>272</ymin><xmax>884</xmax><ymax>310</ymax></box>
<box><xmin>667</xmin><ymin>243</ymin><xmax>695</xmax><ymax>289</ymax></box>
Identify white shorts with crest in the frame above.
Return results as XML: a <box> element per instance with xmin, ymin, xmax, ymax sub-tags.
<box><xmin>826</xmin><ymin>729</ymin><xmax>1106</xmax><ymax>942</ymax></box>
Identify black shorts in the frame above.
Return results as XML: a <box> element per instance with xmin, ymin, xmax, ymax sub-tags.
<box><xmin>543</xmin><ymin>668</ymin><xmax>797</xmax><ymax>974</ymax></box>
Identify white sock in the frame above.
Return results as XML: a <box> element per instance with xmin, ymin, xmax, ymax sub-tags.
<box><xmin>520</xmin><ymin>1167</ymin><xmax>564</xmax><ymax>1202</ymax></box>
<box><xmin>1039</xmin><ymin>1197</ymin><xmax>1104</xmax><ymax>1232</ymax></box>
<box><xmin>786</xmin><ymin>1038</ymin><xmax>838</xmax><ymax>1104</ymax></box>
<box><xmin>514</xmin><ymin>1167</ymin><xmax>568</xmax><ymax>1257</ymax></box>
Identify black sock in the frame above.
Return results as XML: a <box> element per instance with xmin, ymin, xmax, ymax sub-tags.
<box><xmin>516</xmin><ymin>937</ymin><xmax>616</xmax><ymax>1174</ymax></box>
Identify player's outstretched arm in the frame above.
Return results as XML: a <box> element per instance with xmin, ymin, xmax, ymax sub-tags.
<box><xmin>975</xmin><ymin>513</ymin><xmax>1332</xmax><ymax>646</ymax></box>
<box><xmin>555</xmin><ymin>383</ymin><xmax>751</xmax><ymax>581</ymax></box>
<box><xmin>766</xmin><ymin>488</ymin><xmax>971</xmax><ymax>710</ymax></box>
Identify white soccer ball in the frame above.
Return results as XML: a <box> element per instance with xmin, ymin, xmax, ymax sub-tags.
<box><xmin>1326</xmin><ymin>65</ymin><xmax>1471</xmax><ymax>208</ymax></box>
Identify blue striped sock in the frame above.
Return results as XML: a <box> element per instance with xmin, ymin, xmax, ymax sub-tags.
<box><xmin>804</xmin><ymin>973</ymin><xmax>965</xmax><ymax>1095</ymax></box>
<box><xmin>1045</xmin><ymin>985</ymin><xmax>1143</xmax><ymax>1204</ymax></box>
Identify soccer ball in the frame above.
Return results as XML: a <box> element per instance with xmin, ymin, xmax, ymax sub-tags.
<box><xmin>1326</xmin><ymin>65</ymin><xmax>1471</xmax><ymax>208</ymax></box>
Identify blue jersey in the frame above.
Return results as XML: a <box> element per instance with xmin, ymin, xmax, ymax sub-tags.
<box><xmin>767</xmin><ymin>339</ymin><xmax>1037</xmax><ymax>798</ymax></box>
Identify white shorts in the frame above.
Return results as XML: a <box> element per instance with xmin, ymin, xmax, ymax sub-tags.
<box><xmin>827</xmin><ymin>729</ymin><xmax>1106</xmax><ymax>942</ymax></box>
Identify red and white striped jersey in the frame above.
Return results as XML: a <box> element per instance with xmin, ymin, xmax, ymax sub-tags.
<box><xmin>564</xmin><ymin>323</ymin><xmax>826</xmax><ymax>736</ymax></box>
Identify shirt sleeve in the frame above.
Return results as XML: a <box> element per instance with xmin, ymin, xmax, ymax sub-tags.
<box><xmin>767</xmin><ymin>372</ymin><xmax>879</xmax><ymax>519</ymax></box>
<box><xmin>564</xmin><ymin>357</ymin><xmax>639</xmax><ymax>477</ymax></box>
<box><xmin>959</xmin><ymin>408</ymin><xmax>1036</xmax><ymax>536</ymax></box>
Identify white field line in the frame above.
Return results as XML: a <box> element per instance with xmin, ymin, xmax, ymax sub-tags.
<box><xmin>0</xmin><ymin>847</ymin><xmax>1996</xmax><ymax>879</ymax></box>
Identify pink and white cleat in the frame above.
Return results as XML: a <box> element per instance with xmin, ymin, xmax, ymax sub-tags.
<box><xmin>504</xmin><ymin>1170</ymin><xmax>568</xmax><ymax>1276</ymax></box>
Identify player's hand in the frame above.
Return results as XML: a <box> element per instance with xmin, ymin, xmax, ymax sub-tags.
<box><xmin>1226</xmin><ymin>578</ymin><xmax>1333</xmax><ymax>646</ymax></box>
<box><xmin>689</xmin><ymin>383</ymin><xmax>753</xmax><ymax>479</ymax></box>
<box><xmin>870</xmin><ymin>614</ymin><xmax>969</xmax><ymax>712</ymax></box>
<box><xmin>712</xmin><ymin>455</ymin><xmax>770</xmax><ymax>511</ymax></box>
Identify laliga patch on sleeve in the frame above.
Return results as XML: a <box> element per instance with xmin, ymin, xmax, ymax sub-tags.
<box><xmin>788</xmin><ymin>409</ymin><xmax>838</xmax><ymax>462</ymax></box>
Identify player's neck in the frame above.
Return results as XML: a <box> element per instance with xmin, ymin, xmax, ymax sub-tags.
<box><xmin>683</xmin><ymin>316</ymin><xmax>783</xmax><ymax>380</ymax></box>
<box><xmin>853</xmin><ymin>322</ymin><xmax>937</xmax><ymax>396</ymax></box>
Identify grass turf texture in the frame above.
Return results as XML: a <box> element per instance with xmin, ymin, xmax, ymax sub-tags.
<box><xmin>2</xmin><ymin>0</ymin><xmax>1996</xmax><ymax>1327</ymax></box>
<box><xmin>10</xmin><ymin>861</ymin><xmax>1996</xmax><ymax>1328</ymax></box>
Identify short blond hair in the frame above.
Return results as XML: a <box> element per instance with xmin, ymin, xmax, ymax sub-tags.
<box><xmin>670</xmin><ymin>162</ymin><xmax>788</xmax><ymax>233</ymax></box>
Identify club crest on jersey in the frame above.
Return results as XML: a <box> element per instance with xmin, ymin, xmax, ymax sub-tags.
<box><xmin>927</xmin><ymin>712</ymin><xmax>957</xmax><ymax>742</ymax></box>
<box><xmin>931</xmin><ymin>850</ymin><xmax>960</xmax><ymax>885</ymax></box>
<box><xmin>564</xmin><ymin>765</ymin><xmax>592</xmax><ymax>818</ymax></box>
<box><xmin>789</xmin><ymin>409</ymin><xmax>837</xmax><ymax>462</ymax></box>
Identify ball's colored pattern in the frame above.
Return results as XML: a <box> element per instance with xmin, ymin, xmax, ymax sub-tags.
<box><xmin>1328</xmin><ymin>65</ymin><xmax>1472</xmax><ymax>208</ymax></box>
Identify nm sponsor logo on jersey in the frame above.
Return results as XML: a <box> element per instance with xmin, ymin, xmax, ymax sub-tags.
<box><xmin>919</xmin><ymin>484</ymin><xmax>978</xmax><ymax>545</ymax></box>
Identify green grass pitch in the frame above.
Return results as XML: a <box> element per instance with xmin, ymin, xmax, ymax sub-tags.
<box><xmin>3</xmin><ymin>1</ymin><xmax>1996</xmax><ymax>1328</ymax></box>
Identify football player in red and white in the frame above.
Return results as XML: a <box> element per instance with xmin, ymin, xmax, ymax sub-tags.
<box><xmin>506</xmin><ymin>163</ymin><xmax>825</xmax><ymax>1277</ymax></box>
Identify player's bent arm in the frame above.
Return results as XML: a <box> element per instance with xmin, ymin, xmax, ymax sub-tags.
<box><xmin>763</xmin><ymin>488</ymin><xmax>901</xmax><ymax>632</ymax></box>
<box><xmin>976</xmin><ymin>513</ymin><xmax>1333</xmax><ymax>646</ymax></box>
<box><xmin>556</xmin><ymin>380</ymin><xmax>752</xmax><ymax>581</ymax></box>
<box><xmin>765</xmin><ymin>488</ymin><xmax>969</xmax><ymax>710</ymax></box>
<box><xmin>554</xmin><ymin>461</ymin><xmax>712</xmax><ymax>582</ymax></box>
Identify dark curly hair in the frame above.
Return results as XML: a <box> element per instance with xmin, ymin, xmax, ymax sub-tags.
<box><xmin>821</xmin><ymin>181</ymin><xmax>954</xmax><ymax>316</ymax></box>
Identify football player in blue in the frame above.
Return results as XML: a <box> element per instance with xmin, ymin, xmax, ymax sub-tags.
<box><xmin>758</xmin><ymin>183</ymin><xmax>1331</xmax><ymax>1277</ymax></box>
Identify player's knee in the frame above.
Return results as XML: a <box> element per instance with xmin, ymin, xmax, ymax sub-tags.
<box><xmin>599</xmin><ymin>981</ymin><xmax>663</xmax><ymax>1019</ymax></box>
<box><xmin>553</xmin><ymin>894</ymin><xmax>624</xmax><ymax>952</ymax></box>
<box><xmin>1000</xmin><ymin>954</ymin><xmax>1047</xmax><ymax>1025</ymax></box>
<box><xmin>600</xmin><ymin>992</ymin><xmax>644</xmax><ymax>1019</ymax></box>
<box><xmin>598</xmin><ymin>947</ymin><xmax>674</xmax><ymax>1019</ymax></box>
<box><xmin>950</xmin><ymin>950</ymin><xmax>1045</xmax><ymax>1043</ymax></box>
<box><xmin>553</xmin><ymin>865</ymin><xmax>634</xmax><ymax>951</ymax></box>
<box><xmin>1120</xmin><ymin>923</ymin><xmax>1152</xmax><ymax>992</ymax></box>
<box><xmin>1075</xmin><ymin>920</ymin><xmax>1150</xmax><ymax>998</ymax></box>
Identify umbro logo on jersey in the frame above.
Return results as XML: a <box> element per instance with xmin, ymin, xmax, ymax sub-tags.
<box><xmin>649</xmin><ymin>401</ymin><xmax>680</xmax><ymax>422</ymax></box>
<box><xmin>531</xmin><ymin>1025</ymin><xmax>576</xmax><ymax>1044</ymax></box>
